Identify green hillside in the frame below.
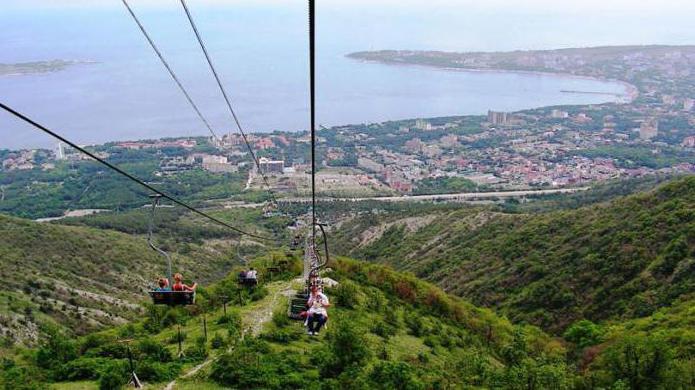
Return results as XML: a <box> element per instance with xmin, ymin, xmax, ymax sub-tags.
<box><xmin>0</xmin><ymin>212</ymin><xmax>244</xmax><ymax>347</ymax></box>
<box><xmin>334</xmin><ymin>176</ymin><xmax>695</xmax><ymax>332</ymax></box>
<box><xmin>2</xmin><ymin>257</ymin><xmax>581</xmax><ymax>390</ymax></box>
<box><xmin>4</xmin><ymin>257</ymin><xmax>692</xmax><ymax>389</ymax></box>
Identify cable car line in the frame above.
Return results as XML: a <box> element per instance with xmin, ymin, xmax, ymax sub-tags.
<box><xmin>122</xmin><ymin>0</ymin><xmax>278</xmax><ymax>205</ymax></box>
<box><xmin>178</xmin><ymin>0</ymin><xmax>278</xmax><ymax>205</ymax></box>
<box><xmin>309</xmin><ymin>0</ymin><xmax>317</xmax><ymax>240</ymax></box>
<box><xmin>120</xmin><ymin>0</ymin><xmax>222</xmax><ymax>145</ymax></box>
<box><xmin>0</xmin><ymin>102</ymin><xmax>275</xmax><ymax>242</ymax></box>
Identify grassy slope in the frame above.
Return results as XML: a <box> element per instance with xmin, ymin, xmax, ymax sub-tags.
<box><xmin>0</xmin><ymin>212</ymin><xmax>241</xmax><ymax>346</ymax></box>
<box><xmin>9</xmin><ymin>257</ymin><xmax>573</xmax><ymax>390</ymax></box>
<box><xmin>335</xmin><ymin>176</ymin><xmax>695</xmax><ymax>332</ymax></box>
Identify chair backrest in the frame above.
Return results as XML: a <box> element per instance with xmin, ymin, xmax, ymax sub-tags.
<box><xmin>149</xmin><ymin>291</ymin><xmax>195</xmax><ymax>306</ymax></box>
<box><xmin>238</xmin><ymin>277</ymin><xmax>258</xmax><ymax>286</ymax></box>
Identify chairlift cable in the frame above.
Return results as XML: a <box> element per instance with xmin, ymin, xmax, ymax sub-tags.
<box><xmin>120</xmin><ymin>0</ymin><xmax>222</xmax><ymax>145</ymax></box>
<box><xmin>0</xmin><ymin>102</ymin><xmax>275</xmax><ymax>242</ymax></box>
<box><xmin>308</xmin><ymin>0</ymin><xmax>317</xmax><ymax>241</ymax></box>
<box><xmin>178</xmin><ymin>0</ymin><xmax>278</xmax><ymax>205</ymax></box>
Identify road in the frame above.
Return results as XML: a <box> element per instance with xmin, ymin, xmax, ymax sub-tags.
<box><xmin>278</xmin><ymin>187</ymin><xmax>588</xmax><ymax>203</ymax></box>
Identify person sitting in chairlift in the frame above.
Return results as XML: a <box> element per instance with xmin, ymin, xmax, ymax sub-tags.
<box><xmin>154</xmin><ymin>277</ymin><xmax>170</xmax><ymax>292</ymax></box>
<box><xmin>172</xmin><ymin>273</ymin><xmax>197</xmax><ymax>292</ymax></box>
<box><xmin>306</xmin><ymin>285</ymin><xmax>330</xmax><ymax>336</ymax></box>
<box><xmin>246</xmin><ymin>267</ymin><xmax>258</xmax><ymax>280</ymax></box>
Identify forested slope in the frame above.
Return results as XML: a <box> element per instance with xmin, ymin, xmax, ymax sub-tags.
<box><xmin>335</xmin><ymin>176</ymin><xmax>695</xmax><ymax>332</ymax></box>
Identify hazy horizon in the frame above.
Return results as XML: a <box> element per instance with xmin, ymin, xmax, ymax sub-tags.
<box><xmin>2</xmin><ymin>0</ymin><xmax>694</xmax><ymax>149</ymax></box>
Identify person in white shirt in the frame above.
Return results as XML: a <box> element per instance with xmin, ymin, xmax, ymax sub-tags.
<box><xmin>306</xmin><ymin>285</ymin><xmax>330</xmax><ymax>335</ymax></box>
<box><xmin>246</xmin><ymin>268</ymin><xmax>257</xmax><ymax>280</ymax></box>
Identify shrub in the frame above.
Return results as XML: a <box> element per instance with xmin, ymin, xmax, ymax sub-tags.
<box><xmin>423</xmin><ymin>336</ymin><xmax>439</xmax><ymax>348</ymax></box>
<box><xmin>182</xmin><ymin>336</ymin><xmax>208</xmax><ymax>362</ymax></box>
<box><xmin>117</xmin><ymin>324</ymin><xmax>136</xmax><ymax>339</ymax></box>
<box><xmin>98</xmin><ymin>361</ymin><xmax>128</xmax><ymax>390</ymax></box>
<box><xmin>332</xmin><ymin>280</ymin><xmax>361</xmax><ymax>309</ymax></box>
<box><xmin>498</xmin><ymin>358</ymin><xmax>575</xmax><ymax>390</ymax></box>
<box><xmin>217</xmin><ymin>310</ymin><xmax>242</xmax><ymax>337</ymax></box>
<box><xmin>56</xmin><ymin>357</ymin><xmax>113</xmax><ymax>381</ymax></box>
<box><xmin>99</xmin><ymin>370</ymin><xmax>126</xmax><ymax>390</ymax></box>
<box><xmin>135</xmin><ymin>361</ymin><xmax>181</xmax><ymax>382</ymax></box>
<box><xmin>371</xmin><ymin>320</ymin><xmax>397</xmax><ymax>338</ymax></box>
<box><xmin>250</xmin><ymin>286</ymin><xmax>269</xmax><ymax>301</ymax></box>
<box><xmin>211</xmin><ymin>333</ymin><xmax>226</xmax><ymax>349</ymax></box>
<box><xmin>405</xmin><ymin>314</ymin><xmax>427</xmax><ymax>337</ymax></box>
<box><xmin>84</xmin><ymin>341</ymin><xmax>129</xmax><ymax>359</ymax></box>
<box><xmin>211</xmin><ymin>340</ymin><xmax>315</xmax><ymax>389</ymax></box>
<box><xmin>563</xmin><ymin>320</ymin><xmax>605</xmax><ymax>349</ymax></box>
<box><xmin>369</xmin><ymin>361</ymin><xmax>424</xmax><ymax>390</ymax></box>
<box><xmin>80</xmin><ymin>333</ymin><xmax>116</xmax><ymax>354</ymax></box>
<box><xmin>263</xmin><ymin>327</ymin><xmax>301</xmax><ymax>344</ymax></box>
<box><xmin>271</xmin><ymin>307</ymin><xmax>291</xmax><ymax>328</ymax></box>
<box><xmin>137</xmin><ymin>337</ymin><xmax>173</xmax><ymax>362</ymax></box>
<box><xmin>35</xmin><ymin>328</ymin><xmax>78</xmax><ymax>370</ymax></box>
<box><xmin>364</xmin><ymin>288</ymin><xmax>389</xmax><ymax>312</ymax></box>
<box><xmin>319</xmin><ymin>318</ymin><xmax>371</xmax><ymax>377</ymax></box>
<box><xmin>599</xmin><ymin>334</ymin><xmax>675</xmax><ymax>390</ymax></box>
<box><xmin>167</xmin><ymin>329</ymin><xmax>187</xmax><ymax>345</ymax></box>
<box><xmin>1</xmin><ymin>365</ymin><xmax>47</xmax><ymax>390</ymax></box>
<box><xmin>161</xmin><ymin>308</ymin><xmax>188</xmax><ymax>328</ymax></box>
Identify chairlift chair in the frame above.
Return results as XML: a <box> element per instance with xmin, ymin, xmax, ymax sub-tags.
<box><xmin>146</xmin><ymin>194</ymin><xmax>196</xmax><ymax>306</ymax></box>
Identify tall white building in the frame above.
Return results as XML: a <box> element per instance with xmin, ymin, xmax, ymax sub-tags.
<box><xmin>487</xmin><ymin>110</ymin><xmax>510</xmax><ymax>125</ymax></box>
<box><xmin>414</xmin><ymin>119</ymin><xmax>432</xmax><ymax>131</ymax></box>
<box><xmin>55</xmin><ymin>142</ymin><xmax>66</xmax><ymax>160</ymax></box>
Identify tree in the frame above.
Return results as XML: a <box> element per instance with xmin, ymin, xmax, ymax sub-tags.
<box><xmin>319</xmin><ymin>319</ymin><xmax>372</xmax><ymax>377</ymax></box>
<box><xmin>601</xmin><ymin>335</ymin><xmax>674</xmax><ymax>390</ymax></box>
<box><xmin>35</xmin><ymin>328</ymin><xmax>78</xmax><ymax>370</ymax></box>
<box><xmin>563</xmin><ymin>320</ymin><xmax>604</xmax><ymax>349</ymax></box>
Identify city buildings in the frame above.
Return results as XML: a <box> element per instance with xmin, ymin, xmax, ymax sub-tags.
<box><xmin>487</xmin><ymin>110</ymin><xmax>510</xmax><ymax>125</ymax></box>
<box><xmin>639</xmin><ymin>119</ymin><xmax>659</xmax><ymax>140</ymax></box>
<box><xmin>259</xmin><ymin>157</ymin><xmax>285</xmax><ymax>174</ymax></box>
<box><xmin>551</xmin><ymin>109</ymin><xmax>569</xmax><ymax>119</ymax></box>
<box><xmin>414</xmin><ymin>119</ymin><xmax>432</xmax><ymax>131</ymax></box>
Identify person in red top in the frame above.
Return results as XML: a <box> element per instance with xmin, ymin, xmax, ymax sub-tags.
<box><xmin>172</xmin><ymin>273</ymin><xmax>197</xmax><ymax>292</ymax></box>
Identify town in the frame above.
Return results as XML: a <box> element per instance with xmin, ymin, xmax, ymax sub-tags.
<box><xmin>2</xmin><ymin>46</ymin><xmax>694</xmax><ymax>200</ymax></box>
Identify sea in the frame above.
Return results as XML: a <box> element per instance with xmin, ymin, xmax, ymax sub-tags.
<box><xmin>1</xmin><ymin>1</ymin><xmax>694</xmax><ymax>150</ymax></box>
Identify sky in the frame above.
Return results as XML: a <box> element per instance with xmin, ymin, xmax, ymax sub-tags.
<box><xmin>5</xmin><ymin>0</ymin><xmax>695</xmax><ymax>11</ymax></box>
<box><xmin>4</xmin><ymin>0</ymin><xmax>694</xmax><ymax>52</ymax></box>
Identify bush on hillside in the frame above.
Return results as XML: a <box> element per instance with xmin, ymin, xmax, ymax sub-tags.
<box><xmin>369</xmin><ymin>361</ymin><xmax>424</xmax><ymax>390</ymax></box>
<box><xmin>331</xmin><ymin>280</ymin><xmax>362</xmax><ymax>309</ymax></box>
<box><xmin>563</xmin><ymin>320</ymin><xmax>605</xmax><ymax>349</ymax></box>
<box><xmin>35</xmin><ymin>328</ymin><xmax>78</xmax><ymax>370</ymax></box>
<box><xmin>136</xmin><ymin>337</ymin><xmax>173</xmax><ymax>362</ymax></box>
<box><xmin>316</xmin><ymin>318</ymin><xmax>372</xmax><ymax>378</ymax></box>
<box><xmin>211</xmin><ymin>339</ymin><xmax>317</xmax><ymax>389</ymax></box>
<box><xmin>596</xmin><ymin>334</ymin><xmax>677</xmax><ymax>390</ymax></box>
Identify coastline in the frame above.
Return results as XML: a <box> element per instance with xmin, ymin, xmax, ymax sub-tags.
<box><xmin>0</xmin><ymin>59</ymin><xmax>98</xmax><ymax>78</ymax></box>
<box><xmin>347</xmin><ymin>56</ymin><xmax>639</xmax><ymax>104</ymax></box>
<box><xmin>2</xmin><ymin>56</ymin><xmax>640</xmax><ymax>150</ymax></box>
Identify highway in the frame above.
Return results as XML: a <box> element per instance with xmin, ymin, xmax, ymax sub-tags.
<box><xmin>278</xmin><ymin>187</ymin><xmax>589</xmax><ymax>203</ymax></box>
